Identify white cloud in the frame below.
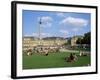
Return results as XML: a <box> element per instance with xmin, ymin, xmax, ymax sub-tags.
<box><xmin>60</xmin><ymin>16</ymin><xmax>88</xmax><ymax>27</ymax></box>
<box><xmin>24</xmin><ymin>34</ymin><xmax>32</xmax><ymax>37</ymax></box>
<box><xmin>42</xmin><ymin>22</ymin><xmax>52</xmax><ymax>28</ymax></box>
<box><xmin>24</xmin><ymin>32</ymin><xmax>52</xmax><ymax>38</ymax></box>
<box><xmin>57</xmin><ymin>13</ymin><xmax>65</xmax><ymax>18</ymax></box>
<box><xmin>32</xmin><ymin>33</ymin><xmax>38</xmax><ymax>37</ymax></box>
<box><xmin>24</xmin><ymin>33</ymin><xmax>38</xmax><ymax>37</ymax></box>
<box><xmin>38</xmin><ymin>16</ymin><xmax>53</xmax><ymax>28</ymax></box>
<box><xmin>41</xmin><ymin>33</ymin><xmax>51</xmax><ymax>37</ymax></box>
<box><xmin>72</xmin><ymin>28</ymin><xmax>80</xmax><ymax>32</ymax></box>
<box><xmin>59</xmin><ymin>30</ymin><xmax>68</xmax><ymax>34</ymax></box>
<box><xmin>41</xmin><ymin>16</ymin><xmax>53</xmax><ymax>22</ymax></box>
<box><xmin>59</xmin><ymin>30</ymin><xmax>68</xmax><ymax>38</ymax></box>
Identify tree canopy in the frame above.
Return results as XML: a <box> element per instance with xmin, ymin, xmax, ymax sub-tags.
<box><xmin>76</xmin><ymin>32</ymin><xmax>91</xmax><ymax>45</ymax></box>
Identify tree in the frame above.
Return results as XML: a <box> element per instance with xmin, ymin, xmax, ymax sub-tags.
<box><xmin>67</xmin><ymin>39</ymin><xmax>71</xmax><ymax>45</ymax></box>
<box><xmin>76</xmin><ymin>32</ymin><xmax>91</xmax><ymax>45</ymax></box>
<box><xmin>76</xmin><ymin>38</ymin><xmax>82</xmax><ymax>44</ymax></box>
<box><xmin>63</xmin><ymin>39</ymin><xmax>71</xmax><ymax>46</ymax></box>
<box><xmin>82</xmin><ymin>32</ymin><xmax>91</xmax><ymax>44</ymax></box>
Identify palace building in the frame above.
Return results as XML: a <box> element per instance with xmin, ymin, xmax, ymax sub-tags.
<box><xmin>23</xmin><ymin>36</ymin><xmax>67</xmax><ymax>51</ymax></box>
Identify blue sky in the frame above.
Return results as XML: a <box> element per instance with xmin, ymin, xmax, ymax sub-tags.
<box><xmin>22</xmin><ymin>10</ymin><xmax>91</xmax><ymax>38</ymax></box>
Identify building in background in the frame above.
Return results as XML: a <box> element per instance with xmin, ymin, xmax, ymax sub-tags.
<box><xmin>23</xmin><ymin>36</ymin><xmax>67</xmax><ymax>51</ymax></box>
<box><xmin>71</xmin><ymin>36</ymin><xmax>83</xmax><ymax>46</ymax></box>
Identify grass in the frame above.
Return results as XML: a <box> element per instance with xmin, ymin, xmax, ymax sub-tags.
<box><xmin>23</xmin><ymin>52</ymin><xmax>90</xmax><ymax>69</ymax></box>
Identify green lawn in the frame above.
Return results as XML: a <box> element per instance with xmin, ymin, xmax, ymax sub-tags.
<box><xmin>23</xmin><ymin>52</ymin><xmax>90</xmax><ymax>69</ymax></box>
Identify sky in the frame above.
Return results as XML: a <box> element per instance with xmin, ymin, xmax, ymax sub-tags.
<box><xmin>22</xmin><ymin>10</ymin><xmax>91</xmax><ymax>38</ymax></box>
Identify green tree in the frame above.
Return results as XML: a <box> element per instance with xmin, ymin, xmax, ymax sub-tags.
<box><xmin>76</xmin><ymin>38</ymin><xmax>82</xmax><ymax>44</ymax></box>
<box><xmin>76</xmin><ymin>32</ymin><xmax>91</xmax><ymax>45</ymax></box>
<box><xmin>67</xmin><ymin>39</ymin><xmax>71</xmax><ymax>45</ymax></box>
<box><xmin>63</xmin><ymin>39</ymin><xmax>71</xmax><ymax>46</ymax></box>
<box><xmin>82</xmin><ymin>32</ymin><xmax>91</xmax><ymax>44</ymax></box>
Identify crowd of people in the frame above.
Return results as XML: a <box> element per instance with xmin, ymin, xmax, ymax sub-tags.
<box><xmin>25</xmin><ymin>45</ymin><xmax>89</xmax><ymax>63</ymax></box>
<box><xmin>26</xmin><ymin>46</ymin><xmax>60</xmax><ymax>56</ymax></box>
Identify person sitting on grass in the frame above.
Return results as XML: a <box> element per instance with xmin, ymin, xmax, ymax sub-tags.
<box><xmin>66</xmin><ymin>53</ymin><xmax>78</xmax><ymax>62</ymax></box>
<box><xmin>27</xmin><ymin>49</ymin><xmax>32</xmax><ymax>56</ymax></box>
<box><xmin>73</xmin><ymin>53</ymin><xmax>78</xmax><ymax>61</ymax></box>
<box><xmin>70</xmin><ymin>53</ymin><xmax>74</xmax><ymax>61</ymax></box>
<box><xmin>66</xmin><ymin>53</ymin><xmax>74</xmax><ymax>62</ymax></box>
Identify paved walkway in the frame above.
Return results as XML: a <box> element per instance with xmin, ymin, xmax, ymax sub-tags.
<box><xmin>60</xmin><ymin>49</ymin><xmax>90</xmax><ymax>53</ymax></box>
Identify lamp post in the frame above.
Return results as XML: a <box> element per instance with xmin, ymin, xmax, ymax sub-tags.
<box><xmin>38</xmin><ymin>18</ymin><xmax>42</xmax><ymax>45</ymax></box>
